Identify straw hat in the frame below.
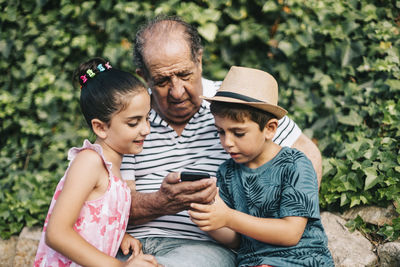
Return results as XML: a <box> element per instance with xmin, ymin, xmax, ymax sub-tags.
<box><xmin>201</xmin><ymin>66</ymin><xmax>287</xmax><ymax>119</ymax></box>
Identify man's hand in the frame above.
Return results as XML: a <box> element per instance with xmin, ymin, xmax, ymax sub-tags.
<box><xmin>129</xmin><ymin>172</ymin><xmax>217</xmax><ymax>225</ymax></box>
<box><xmin>157</xmin><ymin>172</ymin><xmax>217</xmax><ymax>213</ymax></box>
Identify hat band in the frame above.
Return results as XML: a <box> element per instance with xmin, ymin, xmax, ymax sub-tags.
<box><xmin>215</xmin><ymin>91</ymin><xmax>263</xmax><ymax>103</ymax></box>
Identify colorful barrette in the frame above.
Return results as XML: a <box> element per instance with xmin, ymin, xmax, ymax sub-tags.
<box><xmin>97</xmin><ymin>64</ymin><xmax>105</xmax><ymax>72</ymax></box>
<box><xmin>86</xmin><ymin>69</ymin><xmax>95</xmax><ymax>78</ymax></box>
<box><xmin>105</xmin><ymin>62</ymin><xmax>112</xmax><ymax>69</ymax></box>
<box><xmin>80</xmin><ymin>75</ymin><xmax>88</xmax><ymax>83</ymax></box>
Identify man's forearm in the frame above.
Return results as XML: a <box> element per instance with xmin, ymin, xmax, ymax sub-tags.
<box><xmin>129</xmin><ymin>191</ymin><xmax>167</xmax><ymax>225</ymax></box>
<box><xmin>292</xmin><ymin>133</ymin><xmax>323</xmax><ymax>187</ymax></box>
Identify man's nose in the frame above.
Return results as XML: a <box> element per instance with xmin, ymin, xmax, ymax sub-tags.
<box><xmin>169</xmin><ymin>76</ymin><xmax>185</xmax><ymax>99</ymax></box>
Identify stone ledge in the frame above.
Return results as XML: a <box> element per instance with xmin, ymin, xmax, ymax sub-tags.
<box><xmin>1</xmin><ymin>214</ymin><xmax>400</xmax><ymax>267</ymax></box>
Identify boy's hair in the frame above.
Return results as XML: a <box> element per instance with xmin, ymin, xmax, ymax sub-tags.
<box><xmin>210</xmin><ymin>101</ymin><xmax>277</xmax><ymax>131</ymax></box>
<box><xmin>73</xmin><ymin>57</ymin><xmax>147</xmax><ymax>130</ymax></box>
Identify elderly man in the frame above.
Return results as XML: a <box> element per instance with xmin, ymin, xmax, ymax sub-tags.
<box><xmin>119</xmin><ymin>16</ymin><xmax>322</xmax><ymax>266</ymax></box>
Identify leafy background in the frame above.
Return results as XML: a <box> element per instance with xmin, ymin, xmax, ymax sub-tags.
<box><xmin>1</xmin><ymin>0</ymin><xmax>399</xmax><ymax>242</ymax></box>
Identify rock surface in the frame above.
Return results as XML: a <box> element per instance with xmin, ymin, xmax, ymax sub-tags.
<box><xmin>377</xmin><ymin>241</ymin><xmax>400</xmax><ymax>267</ymax></box>
<box><xmin>0</xmin><ymin>209</ymin><xmax>399</xmax><ymax>266</ymax></box>
<box><xmin>321</xmin><ymin>212</ymin><xmax>378</xmax><ymax>266</ymax></box>
<box><xmin>342</xmin><ymin>204</ymin><xmax>397</xmax><ymax>226</ymax></box>
<box><xmin>12</xmin><ymin>227</ymin><xmax>41</xmax><ymax>267</ymax></box>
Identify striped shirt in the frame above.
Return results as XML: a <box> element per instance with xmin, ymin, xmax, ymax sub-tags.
<box><xmin>121</xmin><ymin>78</ymin><xmax>301</xmax><ymax>241</ymax></box>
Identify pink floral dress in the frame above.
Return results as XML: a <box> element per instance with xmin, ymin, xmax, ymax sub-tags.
<box><xmin>34</xmin><ymin>140</ymin><xmax>131</xmax><ymax>267</ymax></box>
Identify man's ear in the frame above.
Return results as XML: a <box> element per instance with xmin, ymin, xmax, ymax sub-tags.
<box><xmin>91</xmin><ymin>118</ymin><xmax>108</xmax><ymax>139</ymax></box>
<box><xmin>196</xmin><ymin>49</ymin><xmax>203</xmax><ymax>73</ymax></box>
<box><xmin>136</xmin><ymin>68</ymin><xmax>146</xmax><ymax>81</ymax></box>
<box><xmin>264</xmin><ymin>118</ymin><xmax>278</xmax><ymax>140</ymax></box>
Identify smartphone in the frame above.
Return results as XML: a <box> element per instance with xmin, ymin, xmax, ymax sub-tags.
<box><xmin>180</xmin><ymin>171</ymin><xmax>210</xmax><ymax>182</ymax></box>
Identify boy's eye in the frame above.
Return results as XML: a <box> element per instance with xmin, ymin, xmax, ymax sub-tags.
<box><xmin>234</xmin><ymin>132</ymin><xmax>245</xmax><ymax>137</ymax></box>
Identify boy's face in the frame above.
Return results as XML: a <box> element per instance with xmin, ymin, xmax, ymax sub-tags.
<box><xmin>214</xmin><ymin>114</ymin><xmax>277</xmax><ymax>168</ymax></box>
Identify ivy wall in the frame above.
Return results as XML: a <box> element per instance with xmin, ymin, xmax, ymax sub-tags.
<box><xmin>1</xmin><ymin>0</ymin><xmax>399</xmax><ymax>240</ymax></box>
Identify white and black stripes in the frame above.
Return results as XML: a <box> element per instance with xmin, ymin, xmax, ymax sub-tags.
<box><xmin>121</xmin><ymin>78</ymin><xmax>301</xmax><ymax>241</ymax></box>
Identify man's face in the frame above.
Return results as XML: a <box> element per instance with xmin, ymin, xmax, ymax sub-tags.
<box><xmin>141</xmin><ymin>37</ymin><xmax>203</xmax><ymax>126</ymax></box>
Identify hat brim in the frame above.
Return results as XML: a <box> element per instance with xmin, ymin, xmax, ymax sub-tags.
<box><xmin>201</xmin><ymin>95</ymin><xmax>288</xmax><ymax>120</ymax></box>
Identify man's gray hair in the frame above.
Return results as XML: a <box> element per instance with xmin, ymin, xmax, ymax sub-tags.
<box><xmin>133</xmin><ymin>15</ymin><xmax>203</xmax><ymax>78</ymax></box>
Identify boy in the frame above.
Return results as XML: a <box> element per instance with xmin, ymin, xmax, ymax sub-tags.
<box><xmin>189</xmin><ymin>66</ymin><xmax>334</xmax><ymax>266</ymax></box>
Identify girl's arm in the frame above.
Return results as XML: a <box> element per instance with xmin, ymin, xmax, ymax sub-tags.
<box><xmin>189</xmin><ymin>191</ymin><xmax>307</xmax><ymax>247</ymax></box>
<box><xmin>45</xmin><ymin>149</ymin><xmax>124</xmax><ymax>266</ymax></box>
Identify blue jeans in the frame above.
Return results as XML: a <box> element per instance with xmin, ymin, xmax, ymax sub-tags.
<box><xmin>116</xmin><ymin>237</ymin><xmax>236</xmax><ymax>267</ymax></box>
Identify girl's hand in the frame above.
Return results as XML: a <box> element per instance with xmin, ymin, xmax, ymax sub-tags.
<box><xmin>120</xmin><ymin>234</ymin><xmax>142</xmax><ymax>257</ymax></box>
<box><xmin>189</xmin><ymin>189</ymin><xmax>231</xmax><ymax>231</ymax></box>
<box><xmin>123</xmin><ymin>253</ymin><xmax>162</xmax><ymax>267</ymax></box>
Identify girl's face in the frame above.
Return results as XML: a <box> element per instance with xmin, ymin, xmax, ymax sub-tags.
<box><xmin>214</xmin><ymin>114</ymin><xmax>275</xmax><ymax>169</ymax></box>
<box><xmin>104</xmin><ymin>91</ymin><xmax>151</xmax><ymax>155</ymax></box>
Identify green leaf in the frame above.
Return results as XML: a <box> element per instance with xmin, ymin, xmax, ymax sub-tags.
<box><xmin>262</xmin><ymin>2</ymin><xmax>278</xmax><ymax>12</ymax></box>
<box><xmin>198</xmin><ymin>23</ymin><xmax>218</xmax><ymax>42</ymax></box>
<box><xmin>278</xmin><ymin>41</ymin><xmax>294</xmax><ymax>57</ymax></box>
<box><xmin>364</xmin><ymin>167</ymin><xmax>379</xmax><ymax>190</ymax></box>
<box><xmin>337</xmin><ymin>110</ymin><xmax>363</xmax><ymax>126</ymax></box>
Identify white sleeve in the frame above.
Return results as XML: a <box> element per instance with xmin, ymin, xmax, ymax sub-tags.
<box><xmin>201</xmin><ymin>77</ymin><xmax>222</xmax><ymax>97</ymax></box>
<box><xmin>273</xmin><ymin>116</ymin><xmax>302</xmax><ymax>147</ymax></box>
<box><xmin>120</xmin><ymin>155</ymin><xmax>136</xmax><ymax>181</ymax></box>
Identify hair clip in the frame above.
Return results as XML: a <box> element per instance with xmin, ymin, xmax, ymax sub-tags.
<box><xmin>105</xmin><ymin>62</ymin><xmax>112</xmax><ymax>69</ymax></box>
<box><xmin>97</xmin><ymin>64</ymin><xmax>105</xmax><ymax>72</ymax></box>
<box><xmin>86</xmin><ymin>69</ymin><xmax>95</xmax><ymax>78</ymax></box>
<box><xmin>80</xmin><ymin>75</ymin><xmax>88</xmax><ymax>83</ymax></box>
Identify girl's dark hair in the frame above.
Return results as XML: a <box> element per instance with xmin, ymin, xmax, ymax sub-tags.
<box><xmin>210</xmin><ymin>101</ymin><xmax>277</xmax><ymax>131</ymax></box>
<box><xmin>73</xmin><ymin>57</ymin><xmax>147</xmax><ymax>130</ymax></box>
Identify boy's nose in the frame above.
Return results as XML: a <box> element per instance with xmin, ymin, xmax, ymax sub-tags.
<box><xmin>223</xmin><ymin>134</ymin><xmax>234</xmax><ymax>147</ymax></box>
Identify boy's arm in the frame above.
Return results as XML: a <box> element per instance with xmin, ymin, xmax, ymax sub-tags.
<box><xmin>223</xmin><ymin>210</ymin><xmax>307</xmax><ymax>246</ymax></box>
<box><xmin>206</xmin><ymin>227</ymin><xmax>240</xmax><ymax>249</ymax></box>
<box><xmin>190</xmin><ymin>191</ymin><xmax>307</xmax><ymax>247</ymax></box>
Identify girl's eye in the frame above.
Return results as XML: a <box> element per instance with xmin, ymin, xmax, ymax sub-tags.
<box><xmin>128</xmin><ymin>122</ymin><xmax>138</xmax><ymax>127</ymax></box>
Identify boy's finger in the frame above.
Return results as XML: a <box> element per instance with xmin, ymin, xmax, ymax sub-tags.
<box><xmin>190</xmin><ymin>202</ymin><xmax>209</xmax><ymax>211</ymax></box>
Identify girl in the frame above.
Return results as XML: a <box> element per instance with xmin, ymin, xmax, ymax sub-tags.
<box><xmin>34</xmin><ymin>58</ymin><xmax>160</xmax><ymax>267</ymax></box>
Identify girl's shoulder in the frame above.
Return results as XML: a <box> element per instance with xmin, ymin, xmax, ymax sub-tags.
<box><xmin>67</xmin><ymin>139</ymin><xmax>112</xmax><ymax>175</ymax></box>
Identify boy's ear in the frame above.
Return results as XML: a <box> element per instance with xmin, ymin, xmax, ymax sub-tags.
<box><xmin>91</xmin><ymin>118</ymin><xmax>108</xmax><ymax>139</ymax></box>
<box><xmin>264</xmin><ymin>118</ymin><xmax>279</xmax><ymax>139</ymax></box>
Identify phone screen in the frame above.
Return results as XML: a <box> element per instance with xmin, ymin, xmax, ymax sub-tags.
<box><xmin>180</xmin><ymin>171</ymin><xmax>210</xmax><ymax>182</ymax></box>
